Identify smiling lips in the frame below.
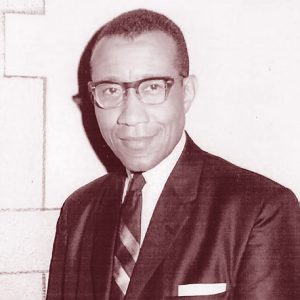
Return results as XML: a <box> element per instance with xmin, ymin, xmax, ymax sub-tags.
<box><xmin>119</xmin><ymin>135</ymin><xmax>154</xmax><ymax>151</ymax></box>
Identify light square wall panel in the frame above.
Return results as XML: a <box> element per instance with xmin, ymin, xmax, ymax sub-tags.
<box><xmin>0</xmin><ymin>0</ymin><xmax>43</xmax><ymax>12</ymax></box>
<box><xmin>0</xmin><ymin>273</ymin><xmax>45</xmax><ymax>300</ymax></box>
<box><xmin>0</xmin><ymin>78</ymin><xmax>44</xmax><ymax>208</ymax></box>
<box><xmin>0</xmin><ymin>210</ymin><xmax>59</xmax><ymax>273</ymax></box>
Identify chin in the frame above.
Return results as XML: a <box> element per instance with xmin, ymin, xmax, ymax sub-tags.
<box><xmin>122</xmin><ymin>158</ymin><xmax>156</xmax><ymax>173</ymax></box>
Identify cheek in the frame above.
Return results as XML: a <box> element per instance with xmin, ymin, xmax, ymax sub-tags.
<box><xmin>95</xmin><ymin>110</ymin><xmax>118</xmax><ymax>141</ymax></box>
<box><xmin>164</xmin><ymin>102</ymin><xmax>186</xmax><ymax>142</ymax></box>
<box><xmin>153</xmin><ymin>98</ymin><xmax>185</xmax><ymax>130</ymax></box>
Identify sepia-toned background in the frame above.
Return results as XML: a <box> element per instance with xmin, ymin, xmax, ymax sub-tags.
<box><xmin>0</xmin><ymin>0</ymin><xmax>299</xmax><ymax>298</ymax></box>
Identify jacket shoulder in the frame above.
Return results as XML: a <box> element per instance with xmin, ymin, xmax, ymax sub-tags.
<box><xmin>62</xmin><ymin>173</ymin><xmax>113</xmax><ymax>210</ymax></box>
<box><xmin>201</xmin><ymin>149</ymin><xmax>298</xmax><ymax>205</ymax></box>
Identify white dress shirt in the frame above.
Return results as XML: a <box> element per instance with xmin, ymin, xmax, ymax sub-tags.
<box><xmin>123</xmin><ymin>132</ymin><xmax>186</xmax><ymax>244</ymax></box>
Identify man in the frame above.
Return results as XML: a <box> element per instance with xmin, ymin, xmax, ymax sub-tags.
<box><xmin>47</xmin><ymin>9</ymin><xmax>300</xmax><ymax>300</ymax></box>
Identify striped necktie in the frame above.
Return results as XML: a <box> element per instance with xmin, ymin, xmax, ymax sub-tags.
<box><xmin>110</xmin><ymin>173</ymin><xmax>146</xmax><ymax>299</ymax></box>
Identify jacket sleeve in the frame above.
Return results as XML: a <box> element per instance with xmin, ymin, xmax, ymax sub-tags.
<box><xmin>46</xmin><ymin>203</ymin><xmax>68</xmax><ymax>300</ymax></box>
<box><xmin>233</xmin><ymin>188</ymin><xmax>300</xmax><ymax>299</ymax></box>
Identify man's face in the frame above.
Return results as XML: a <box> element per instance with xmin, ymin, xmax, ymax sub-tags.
<box><xmin>90</xmin><ymin>31</ymin><xmax>195</xmax><ymax>172</ymax></box>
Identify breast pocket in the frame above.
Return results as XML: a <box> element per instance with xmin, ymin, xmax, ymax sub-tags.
<box><xmin>165</xmin><ymin>291</ymin><xmax>229</xmax><ymax>299</ymax></box>
<box><xmin>165</xmin><ymin>282</ymin><xmax>229</xmax><ymax>299</ymax></box>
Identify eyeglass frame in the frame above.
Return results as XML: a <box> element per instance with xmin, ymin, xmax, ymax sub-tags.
<box><xmin>88</xmin><ymin>75</ymin><xmax>185</xmax><ymax>109</ymax></box>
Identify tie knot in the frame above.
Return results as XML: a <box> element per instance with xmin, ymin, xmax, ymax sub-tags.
<box><xmin>129</xmin><ymin>173</ymin><xmax>146</xmax><ymax>192</ymax></box>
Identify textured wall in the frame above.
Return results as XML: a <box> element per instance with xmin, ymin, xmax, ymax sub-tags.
<box><xmin>0</xmin><ymin>2</ymin><xmax>56</xmax><ymax>299</ymax></box>
<box><xmin>0</xmin><ymin>0</ymin><xmax>299</xmax><ymax>299</ymax></box>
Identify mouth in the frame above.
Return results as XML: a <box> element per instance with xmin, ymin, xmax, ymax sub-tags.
<box><xmin>120</xmin><ymin>135</ymin><xmax>153</xmax><ymax>141</ymax></box>
<box><xmin>119</xmin><ymin>135</ymin><xmax>154</xmax><ymax>151</ymax></box>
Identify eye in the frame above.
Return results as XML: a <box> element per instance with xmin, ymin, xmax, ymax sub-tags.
<box><xmin>148</xmin><ymin>84</ymin><xmax>161</xmax><ymax>90</ymax></box>
<box><xmin>142</xmin><ymin>81</ymin><xmax>165</xmax><ymax>94</ymax></box>
<box><xmin>103</xmin><ymin>87</ymin><xmax>120</xmax><ymax>95</ymax></box>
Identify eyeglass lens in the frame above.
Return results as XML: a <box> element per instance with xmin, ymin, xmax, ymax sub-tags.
<box><xmin>94</xmin><ymin>78</ymin><xmax>169</xmax><ymax>108</ymax></box>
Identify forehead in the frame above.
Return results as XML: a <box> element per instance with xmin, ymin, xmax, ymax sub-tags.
<box><xmin>90</xmin><ymin>31</ymin><xmax>178</xmax><ymax>81</ymax></box>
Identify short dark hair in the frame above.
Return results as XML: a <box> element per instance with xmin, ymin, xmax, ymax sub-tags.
<box><xmin>91</xmin><ymin>9</ymin><xmax>189</xmax><ymax>77</ymax></box>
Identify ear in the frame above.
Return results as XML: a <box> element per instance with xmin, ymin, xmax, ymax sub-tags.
<box><xmin>182</xmin><ymin>75</ymin><xmax>197</xmax><ymax>113</ymax></box>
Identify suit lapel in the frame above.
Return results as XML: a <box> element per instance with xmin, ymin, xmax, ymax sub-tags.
<box><xmin>91</xmin><ymin>172</ymin><xmax>125</xmax><ymax>300</ymax></box>
<box><xmin>126</xmin><ymin>136</ymin><xmax>205</xmax><ymax>299</ymax></box>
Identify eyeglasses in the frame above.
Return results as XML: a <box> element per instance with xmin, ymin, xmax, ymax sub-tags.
<box><xmin>88</xmin><ymin>76</ymin><xmax>181</xmax><ymax>109</ymax></box>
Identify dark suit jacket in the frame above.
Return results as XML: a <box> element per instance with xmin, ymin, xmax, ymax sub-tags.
<box><xmin>47</xmin><ymin>136</ymin><xmax>300</xmax><ymax>300</ymax></box>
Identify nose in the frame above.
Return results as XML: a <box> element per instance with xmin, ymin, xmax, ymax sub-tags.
<box><xmin>117</xmin><ymin>88</ymin><xmax>149</xmax><ymax>126</ymax></box>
